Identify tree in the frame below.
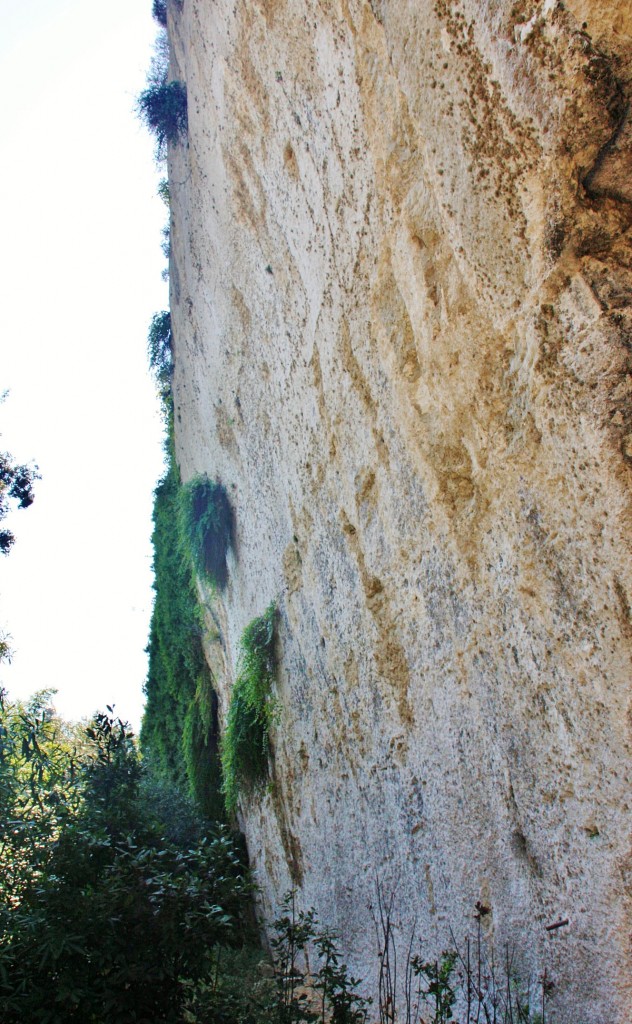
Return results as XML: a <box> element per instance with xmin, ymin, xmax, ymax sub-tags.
<box><xmin>137</xmin><ymin>80</ymin><xmax>188</xmax><ymax>160</ymax></box>
<box><xmin>148</xmin><ymin>310</ymin><xmax>173</xmax><ymax>410</ymax></box>
<box><xmin>0</xmin><ymin>695</ymin><xmax>251</xmax><ymax>1023</ymax></box>
<box><xmin>0</xmin><ymin>688</ymin><xmax>80</xmax><ymax>908</ymax></box>
<box><xmin>0</xmin><ymin>449</ymin><xmax>38</xmax><ymax>555</ymax></box>
<box><xmin>152</xmin><ymin>0</ymin><xmax>168</xmax><ymax>26</ymax></box>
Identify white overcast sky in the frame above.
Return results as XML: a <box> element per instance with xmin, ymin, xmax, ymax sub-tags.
<box><xmin>0</xmin><ymin>0</ymin><xmax>168</xmax><ymax>729</ymax></box>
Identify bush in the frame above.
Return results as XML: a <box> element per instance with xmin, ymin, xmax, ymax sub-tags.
<box><xmin>148</xmin><ymin>310</ymin><xmax>173</xmax><ymax>407</ymax></box>
<box><xmin>178</xmin><ymin>475</ymin><xmax>234</xmax><ymax>589</ymax></box>
<box><xmin>142</xmin><ymin>456</ymin><xmax>225</xmax><ymax>818</ymax></box>
<box><xmin>0</xmin><ymin>450</ymin><xmax>38</xmax><ymax>555</ymax></box>
<box><xmin>183</xmin><ymin>676</ymin><xmax>225</xmax><ymax>821</ymax></box>
<box><xmin>0</xmin><ymin>700</ymin><xmax>252</xmax><ymax>1024</ymax></box>
<box><xmin>152</xmin><ymin>0</ymin><xmax>168</xmax><ymax>26</ymax></box>
<box><xmin>158</xmin><ymin>177</ymin><xmax>171</xmax><ymax>205</ymax></box>
<box><xmin>221</xmin><ymin>605</ymin><xmax>277</xmax><ymax>814</ymax></box>
<box><xmin>137</xmin><ymin>80</ymin><xmax>187</xmax><ymax>159</ymax></box>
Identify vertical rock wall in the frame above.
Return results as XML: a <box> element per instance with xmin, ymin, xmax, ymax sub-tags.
<box><xmin>166</xmin><ymin>1</ymin><xmax>632</xmax><ymax>1018</ymax></box>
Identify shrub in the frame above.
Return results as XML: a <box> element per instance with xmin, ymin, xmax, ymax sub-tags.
<box><xmin>152</xmin><ymin>0</ymin><xmax>168</xmax><ymax>26</ymax></box>
<box><xmin>142</xmin><ymin>456</ymin><xmax>225</xmax><ymax>819</ymax></box>
<box><xmin>221</xmin><ymin>604</ymin><xmax>277</xmax><ymax>813</ymax></box>
<box><xmin>183</xmin><ymin>676</ymin><xmax>225</xmax><ymax>821</ymax></box>
<box><xmin>178</xmin><ymin>475</ymin><xmax>234</xmax><ymax>589</ymax></box>
<box><xmin>161</xmin><ymin>222</ymin><xmax>171</xmax><ymax>260</ymax></box>
<box><xmin>137</xmin><ymin>80</ymin><xmax>188</xmax><ymax>159</ymax></box>
<box><xmin>158</xmin><ymin>177</ymin><xmax>171</xmax><ymax>205</ymax></box>
<box><xmin>0</xmin><ymin>700</ymin><xmax>251</xmax><ymax>1023</ymax></box>
<box><xmin>0</xmin><ymin>451</ymin><xmax>38</xmax><ymax>555</ymax></box>
<box><xmin>148</xmin><ymin>310</ymin><xmax>173</xmax><ymax>408</ymax></box>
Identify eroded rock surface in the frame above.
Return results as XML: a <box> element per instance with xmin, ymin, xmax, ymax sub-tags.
<box><xmin>167</xmin><ymin>1</ymin><xmax>632</xmax><ymax>1018</ymax></box>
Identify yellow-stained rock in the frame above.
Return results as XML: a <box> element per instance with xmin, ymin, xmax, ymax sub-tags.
<box><xmin>166</xmin><ymin>1</ymin><xmax>632</xmax><ymax>1019</ymax></box>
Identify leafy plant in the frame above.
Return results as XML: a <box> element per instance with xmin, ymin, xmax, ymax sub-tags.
<box><xmin>148</xmin><ymin>309</ymin><xmax>173</xmax><ymax>409</ymax></box>
<box><xmin>137</xmin><ymin>79</ymin><xmax>188</xmax><ymax>159</ymax></box>
<box><xmin>221</xmin><ymin>604</ymin><xmax>277</xmax><ymax>813</ymax></box>
<box><xmin>158</xmin><ymin>177</ymin><xmax>171</xmax><ymax>205</ymax></box>
<box><xmin>410</xmin><ymin>952</ymin><xmax>456</xmax><ymax>1024</ymax></box>
<box><xmin>177</xmin><ymin>474</ymin><xmax>234</xmax><ymax>589</ymax></box>
<box><xmin>152</xmin><ymin>0</ymin><xmax>168</xmax><ymax>26</ymax></box>
<box><xmin>183</xmin><ymin>675</ymin><xmax>225</xmax><ymax>821</ymax></box>
<box><xmin>270</xmin><ymin>890</ymin><xmax>318</xmax><ymax>1023</ymax></box>
<box><xmin>269</xmin><ymin>890</ymin><xmax>370</xmax><ymax>1024</ymax></box>
<box><xmin>314</xmin><ymin>930</ymin><xmax>370</xmax><ymax>1024</ymax></box>
<box><xmin>0</xmin><ymin>449</ymin><xmax>38</xmax><ymax>555</ymax></box>
<box><xmin>0</xmin><ymin>699</ymin><xmax>251</xmax><ymax>1023</ymax></box>
<box><xmin>142</xmin><ymin>454</ymin><xmax>225</xmax><ymax>819</ymax></box>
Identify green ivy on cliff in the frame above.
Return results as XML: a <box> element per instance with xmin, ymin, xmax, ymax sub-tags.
<box><xmin>141</xmin><ymin>445</ymin><xmax>225</xmax><ymax>821</ymax></box>
<box><xmin>222</xmin><ymin>604</ymin><xmax>277</xmax><ymax>813</ymax></box>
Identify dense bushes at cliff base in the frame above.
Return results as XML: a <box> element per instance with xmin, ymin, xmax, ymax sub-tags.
<box><xmin>0</xmin><ymin>694</ymin><xmax>251</xmax><ymax>1024</ymax></box>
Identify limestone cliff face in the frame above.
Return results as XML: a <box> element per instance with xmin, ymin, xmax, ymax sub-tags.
<box><xmin>166</xmin><ymin>1</ymin><xmax>632</xmax><ymax>1018</ymax></box>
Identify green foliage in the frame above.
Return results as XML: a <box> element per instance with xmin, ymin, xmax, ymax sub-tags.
<box><xmin>148</xmin><ymin>309</ymin><xmax>173</xmax><ymax>410</ymax></box>
<box><xmin>138</xmin><ymin>80</ymin><xmax>188</xmax><ymax>159</ymax></box>
<box><xmin>178</xmin><ymin>474</ymin><xmax>234</xmax><ymax>589</ymax></box>
<box><xmin>142</xmin><ymin>454</ymin><xmax>225</xmax><ymax>819</ymax></box>
<box><xmin>314</xmin><ymin>931</ymin><xmax>369</xmax><ymax>1024</ymax></box>
<box><xmin>270</xmin><ymin>891</ymin><xmax>318</xmax><ymax>1023</ymax></box>
<box><xmin>0</xmin><ymin>688</ymin><xmax>82</xmax><ymax>907</ymax></box>
<box><xmin>221</xmin><ymin>604</ymin><xmax>277</xmax><ymax>814</ymax></box>
<box><xmin>186</xmin><ymin>890</ymin><xmax>369</xmax><ymax>1024</ymax></box>
<box><xmin>0</xmin><ymin>449</ymin><xmax>38</xmax><ymax>555</ymax></box>
<box><xmin>183</xmin><ymin>675</ymin><xmax>224</xmax><ymax>820</ymax></box>
<box><xmin>0</xmin><ymin>689</ymin><xmax>557</xmax><ymax>1024</ymax></box>
<box><xmin>182</xmin><ymin>946</ymin><xmax>277</xmax><ymax>1024</ymax></box>
<box><xmin>152</xmin><ymin>0</ymin><xmax>168</xmax><ymax>26</ymax></box>
<box><xmin>158</xmin><ymin>176</ymin><xmax>171</xmax><ymax>205</ymax></box>
<box><xmin>0</xmin><ymin>696</ymin><xmax>252</xmax><ymax>1024</ymax></box>
<box><xmin>269</xmin><ymin>891</ymin><xmax>370</xmax><ymax>1024</ymax></box>
<box><xmin>410</xmin><ymin>952</ymin><xmax>457</xmax><ymax>1024</ymax></box>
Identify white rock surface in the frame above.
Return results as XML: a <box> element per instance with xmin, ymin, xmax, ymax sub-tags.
<box><xmin>167</xmin><ymin>1</ymin><xmax>632</xmax><ymax>1018</ymax></box>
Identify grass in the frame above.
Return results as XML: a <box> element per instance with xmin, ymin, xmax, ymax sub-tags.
<box><xmin>221</xmin><ymin>604</ymin><xmax>277</xmax><ymax>813</ymax></box>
